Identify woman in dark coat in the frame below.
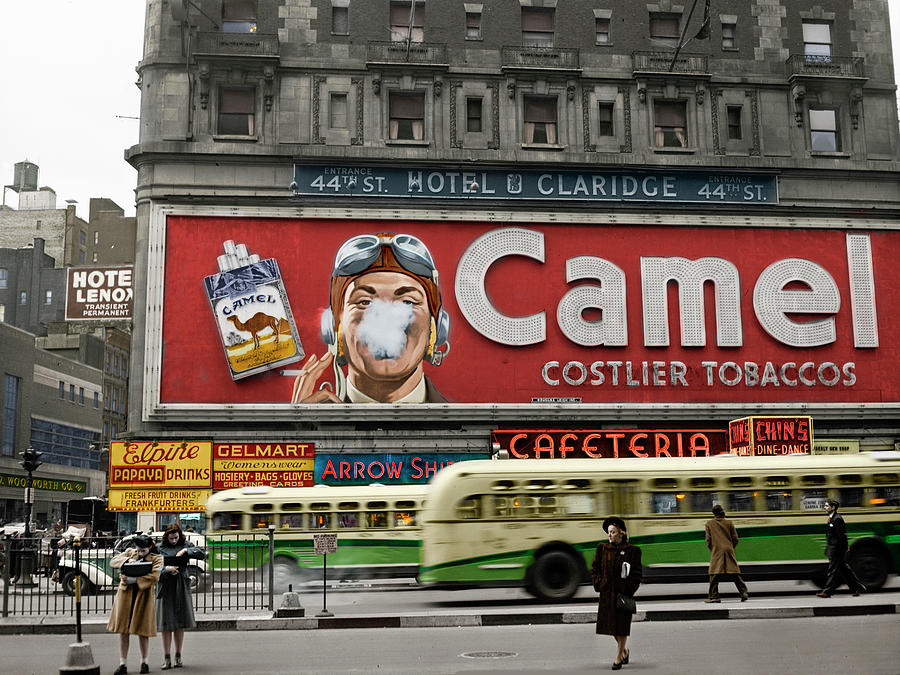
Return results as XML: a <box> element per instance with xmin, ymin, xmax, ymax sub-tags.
<box><xmin>156</xmin><ymin>523</ymin><xmax>205</xmax><ymax>670</ymax></box>
<box><xmin>591</xmin><ymin>516</ymin><xmax>643</xmax><ymax>670</ymax></box>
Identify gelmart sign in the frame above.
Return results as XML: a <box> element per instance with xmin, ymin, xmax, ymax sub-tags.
<box><xmin>65</xmin><ymin>266</ymin><xmax>134</xmax><ymax>320</ymax></box>
<box><xmin>155</xmin><ymin>217</ymin><xmax>897</xmax><ymax>407</ymax></box>
<box><xmin>728</xmin><ymin>416</ymin><xmax>813</xmax><ymax>456</ymax></box>
<box><xmin>109</xmin><ymin>441</ymin><xmax>212</xmax><ymax>489</ymax></box>
<box><xmin>492</xmin><ymin>429</ymin><xmax>728</xmax><ymax>459</ymax></box>
<box><xmin>213</xmin><ymin>443</ymin><xmax>315</xmax><ymax>489</ymax></box>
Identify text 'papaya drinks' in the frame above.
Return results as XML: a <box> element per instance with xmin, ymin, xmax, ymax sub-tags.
<box><xmin>203</xmin><ymin>240</ymin><xmax>304</xmax><ymax>380</ymax></box>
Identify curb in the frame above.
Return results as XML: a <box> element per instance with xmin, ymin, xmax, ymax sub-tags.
<box><xmin>1</xmin><ymin>603</ymin><xmax>897</xmax><ymax>634</ymax></box>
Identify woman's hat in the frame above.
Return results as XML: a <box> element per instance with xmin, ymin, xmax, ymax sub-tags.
<box><xmin>602</xmin><ymin>516</ymin><xmax>627</xmax><ymax>533</ymax></box>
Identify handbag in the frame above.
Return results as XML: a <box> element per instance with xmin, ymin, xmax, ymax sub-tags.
<box><xmin>616</xmin><ymin>593</ymin><xmax>636</xmax><ymax>614</ymax></box>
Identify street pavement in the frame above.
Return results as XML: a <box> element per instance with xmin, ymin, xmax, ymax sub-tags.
<box><xmin>1</xmin><ymin>578</ymin><xmax>897</xmax><ymax>635</ymax></box>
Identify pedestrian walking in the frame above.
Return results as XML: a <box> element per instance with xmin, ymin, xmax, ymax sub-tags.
<box><xmin>107</xmin><ymin>534</ymin><xmax>163</xmax><ymax>674</ymax></box>
<box><xmin>156</xmin><ymin>523</ymin><xmax>206</xmax><ymax>669</ymax></box>
<box><xmin>816</xmin><ymin>498</ymin><xmax>865</xmax><ymax>598</ymax></box>
<box><xmin>591</xmin><ymin>516</ymin><xmax>642</xmax><ymax>670</ymax></box>
<box><xmin>704</xmin><ymin>504</ymin><xmax>749</xmax><ymax>603</ymax></box>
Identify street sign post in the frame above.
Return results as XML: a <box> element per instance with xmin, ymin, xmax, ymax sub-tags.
<box><xmin>313</xmin><ymin>533</ymin><xmax>338</xmax><ymax>617</ymax></box>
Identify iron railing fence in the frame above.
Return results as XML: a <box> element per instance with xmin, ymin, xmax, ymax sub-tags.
<box><xmin>1</xmin><ymin>533</ymin><xmax>275</xmax><ymax>617</ymax></box>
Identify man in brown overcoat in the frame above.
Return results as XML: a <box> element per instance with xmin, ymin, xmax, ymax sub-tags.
<box><xmin>704</xmin><ymin>504</ymin><xmax>749</xmax><ymax>603</ymax></box>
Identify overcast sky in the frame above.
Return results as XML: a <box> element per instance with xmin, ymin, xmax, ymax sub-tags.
<box><xmin>1</xmin><ymin>1</ymin><xmax>900</xmax><ymax>221</ymax></box>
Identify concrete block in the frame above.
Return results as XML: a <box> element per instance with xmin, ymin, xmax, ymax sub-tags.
<box><xmin>400</xmin><ymin>614</ymin><xmax>481</xmax><ymax>628</ymax></box>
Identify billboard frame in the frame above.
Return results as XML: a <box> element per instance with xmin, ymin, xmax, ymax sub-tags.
<box><xmin>141</xmin><ymin>202</ymin><xmax>900</xmax><ymax>423</ymax></box>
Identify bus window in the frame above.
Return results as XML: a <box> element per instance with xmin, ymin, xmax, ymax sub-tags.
<box><xmin>282</xmin><ymin>502</ymin><xmax>303</xmax><ymax>511</ymax></box>
<box><xmin>456</xmin><ymin>496</ymin><xmax>481</xmax><ymax>519</ymax></box>
<box><xmin>366</xmin><ymin>512</ymin><xmax>388</xmax><ymax>528</ymax></box>
<box><xmin>839</xmin><ymin>488</ymin><xmax>863</xmax><ymax>508</ymax></box>
<box><xmin>537</xmin><ymin>496</ymin><xmax>557</xmax><ymax>516</ymax></box>
<box><xmin>727</xmin><ymin>491</ymin><xmax>754</xmax><ymax>512</ymax></box>
<box><xmin>766</xmin><ymin>491</ymin><xmax>793</xmax><ymax>511</ymax></box>
<box><xmin>802</xmin><ymin>475</ymin><xmax>826</xmax><ymax>486</ymax></box>
<box><xmin>394</xmin><ymin>511</ymin><xmax>416</xmax><ymax>527</ymax></box>
<box><xmin>251</xmin><ymin>503</ymin><xmax>274</xmax><ymax>512</ymax></box>
<box><xmin>312</xmin><ymin>513</ymin><xmax>331</xmax><ymax>529</ymax></box>
<box><xmin>493</xmin><ymin>496</ymin><xmax>536</xmax><ymax>518</ymax></box>
<box><xmin>651</xmin><ymin>493</ymin><xmax>680</xmax><ymax>514</ymax></box>
<box><xmin>801</xmin><ymin>490</ymin><xmax>827</xmax><ymax>510</ymax></box>
<box><xmin>871</xmin><ymin>486</ymin><xmax>900</xmax><ymax>506</ymax></box>
<box><xmin>729</xmin><ymin>477</ymin><xmax>752</xmax><ymax>488</ymax></box>
<box><xmin>280</xmin><ymin>514</ymin><xmax>305</xmax><ymax>529</ymax></box>
<box><xmin>689</xmin><ymin>492</ymin><xmax>717</xmax><ymax>513</ymax></box>
<box><xmin>252</xmin><ymin>514</ymin><xmax>273</xmax><ymax>529</ymax></box>
<box><xmin>212</xmin><ymin>511</ymin><xmax>243</xmax><ymax>530</ymax></box>
<box><xmin>562</xmin><ymin>479</ymin><xmax>591</xmax><ymax>490</ymax></box>
<box><xmin>338</xmin><ymin>513</ymin><xmax>359</xmax><ymax>528</ymax></box>
<box><xmin>561</xmin><ymin>493</ymin><xmax>594</xmax><ymax>515</ymax></box>
<box><xmin>525</xmin><ymin>479</ymin><xmax>555</xmax><ymax>491</ymax></box>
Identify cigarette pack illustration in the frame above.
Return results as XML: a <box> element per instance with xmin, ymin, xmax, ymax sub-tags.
<box><xmin>203</xmin><ymin>240</ymin><xmax>304</xmax><ymax>380</ymax></box>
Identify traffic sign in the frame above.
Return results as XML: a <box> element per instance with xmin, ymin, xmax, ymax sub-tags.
<box><xmin>313</xmin><ymin>532</ymin><xmax>337</xmax><ymax>555</ymax></box>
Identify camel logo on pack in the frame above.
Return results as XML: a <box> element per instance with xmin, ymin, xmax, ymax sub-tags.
<box><xmin>204</xmin><ymin>240</ymin><xmax>304</xmax><ymax>380</ymax></box>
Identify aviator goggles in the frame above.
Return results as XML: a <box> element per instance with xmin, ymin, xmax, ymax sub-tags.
<box><xmin>332</xmin><ymin>233</ymin><xmax>438</xmax><ymax>282</ymax></box>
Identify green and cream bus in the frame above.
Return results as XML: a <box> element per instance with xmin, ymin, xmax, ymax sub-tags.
<box><xmin>205</xmin><ymin>484</ymin><xmax>426</xmax><ymax>580</ymax></box>
<box><xmin>418</xmin><ymin>453</ymin><xmax>900</xmax><ymax>601</ymax></box>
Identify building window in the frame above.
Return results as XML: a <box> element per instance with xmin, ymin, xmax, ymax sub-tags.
<box><xmin>722</xmin><ymin>22</ymin><xmax>736</xmax><ymax>49</ymax></box>
<box><xmin>466</xmin><ymin>97</ymin><xmax>482</xmax><ymax>133</ymax></box>
<box><xmin>59</xmin><ymin>380</ymin><xmax>65</xmax><ymax>398</ymax></box>
<box><xmin>79</xmin><ymin>231</ymin><xmax>86</xmax><ymax>245</ymax></box>
<box><xmin>522</xmin><ymin>8</ymin><xmax>554</xmax><ymax>46</ymax></box>
<box><xmin>654</xmin><ymin>100</ymin><xmax>688</xmax><ymax>147</ymax></box>
<box><xmin>69</xmin><ymin>384</ymin><xmax>75</xmax><ymax>402</ymax></box>
<box><xmin>222</xmin><ymin>0</ymin><xmax>257</xmax><ymax>33</ymax></box>
<box><xmin>112</xmin><ymin>423</ymin><xmax>118</xmax><ymax>439</ymax></box>
<box><xmin>122</xmin><ymin>356</ymin><xmax>128</xmax><ymax>377</ymax></box>
<box><xmin>0</xmin><ymin>269</ymin><xmax>7</xmax><ymax>289</ymax></box>
<box><xmin>93</xmin><ymin>391</ymin><xmax>99</xmax><ymax>409</ymax></box>
<box><xmin>332</xmin><ymin>5</ymin><xmax>349</xmax><ymax>35</ymax></box>
<box><xmin>596</xmin><ymin>18</ymin><xmax>610</xmax><ymax>45</ymax></box>
<box><xmin>727</xmin><ymin>106</ymin><xmax>742</xmax><ymax>140</ymax></box>
<box><xmin>44</xmin><ymin>289</ymin><xmax>52</xmax><ymax>305</ymax></box>
<box><xmin>79</xmin><ymin>250</ymin><xmax>86</xmax><ymax>263</ymax></box>
<box><xmin>114</xmin><ymin>354</ymin><xmax>120</xmax><ymax>376</ymax></box>
<box><xmin>810</xmin><ymin>107</ymin><xmax>839</xmax><ymax>151</ymax></box>
<box><xmin>0</xmin><ymin>304</ymin><xmax>4</xmax><ymax>322</ymax></box>
<box><xmin>524</xmin><ymin>96</ymin><xmax>557</xmax><ymax>144</ymax></box>
<box><xmin>19</xmin><ymin>291</ymin><xmax>27</xmax><ymax>305</ymax></box>
<box><xmin>218</xmin><ymin>88</ymin><xmax>255</xmax><ymax>135</ymax></box>
<box><xmin>2</xmin><ymin>374</ymin><xmax>19</xmax><ymax>457</ymax></box>
<box><xmin>390</xmin><ymin>1</ymin><xmax>424</xmax><ymax>43</ymax></box>
<box><xmin>94</xmin><ymin>231</ymin><xmax>99</xmax><ymax>245</ymax></box>
<box><xmin>389</xmin><ymin>92</ymin><xmax>425</xmax><ymax>140</ymax></box>
<box><xmin>330</xmin><ymin>93</ymin><xmax>348</xmax><ymax>129</ymax></box>
<box><xmin>79</xmin><ymin>387</ymin><xmax>85</xmax><ymax>405</ymax></box>
<box><xmin>803</xmin><ymin>22</ymin><xmax>832</xmax><ymax>62</ymax></box>
<box><xmin>36</xmin><ymin>220</ymin><xmax>41</xmax><ymax>231</ymax></box>
<box><xmin>105</xmin><ymin>352</ymin><xmax>111</xmax><ymax>373</ymax></box>
<box><xmin>103</xmin><ymin>421</ymin><xmax>109</xmax><ymax>441</ymax></box>
<box><xmin>466</xmin><ymin>11</ymin><xmax>482</xmax><ymax>40</ymax></box>
<box><xmin>650</xmin><ymin>12</ymin><xmax>680</xmax><ymax>48</ymax></box>
<box><xmin>598</xmin><ymin>102</ymin><xmax>615</xmax><ymax>136</ymax></box>
<box><xmin>92</xmin><ymin>253</ymin><xmax>98</xmax><ymax>263</ymax></box>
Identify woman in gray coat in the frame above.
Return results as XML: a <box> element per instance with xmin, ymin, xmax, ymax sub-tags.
<box><xmin>156</xmin><ymin>524</ymin><xmax>205</xmax><ymax>670</ymax></box>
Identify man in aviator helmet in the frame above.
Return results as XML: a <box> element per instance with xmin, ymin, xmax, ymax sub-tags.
<box><xmin>291</xmin><ymin>233</ymin><xmax>450</xmax><ymax>403</ymax></box>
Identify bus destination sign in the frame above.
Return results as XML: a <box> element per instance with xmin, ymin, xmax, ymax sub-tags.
<box><xmin>291</xmin><ymin>165</ymin><xmax>778</xmax><ymax>205</ymax></box>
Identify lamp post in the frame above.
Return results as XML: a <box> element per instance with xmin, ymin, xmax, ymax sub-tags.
<box><xmin>20</xmin><ymin>448</ymin><xmax>43</xmax><ymax>536</ymax></box>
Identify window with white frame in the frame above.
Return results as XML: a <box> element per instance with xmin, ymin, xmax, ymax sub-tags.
<box><xmin>0</xmin><ymin>268</ymin><xmax>7</xmax><ymax>289</ymax></box>
<box><xmin>19</xmin><ymin>291</ymin><xmax>27</xmax><ymax>305</ymax></box>
<box><xmin>466</xmin><ymin>97</ymin><xmax>482</xmax><ymax>133</ymax></box>
<box><xmin>330</xmin><ymin>93</ymin><xmax>348</xmax><ymax>129</ymax></box>
<box><xmin>596</xmin><ymin>18</ymin><xmax>610</xmax><ymax>44</ymax></box>
<box><xmin>44</xmin><ymin>289</ymin><xmax>52</xmax><ymax>305</ymax></box>
<box><xmin>218</xmin><ymin>88</ymin><xmax>255</xmax><ymax>135</ymax></box>
<box><xmin>524</xmin><ymin>96</ymin><xmax>557</xmax><ymax>144</ymax></box>
<box><xmin>0</xmin><ymin>304</ymin><xmax>5</xmax><ymax>322</ymax></box>
<box><xmin>598</xmin><ymin>102</ymin><xmax>615</xmax><ymax>136</ymax></box>
<box><xmin>727</xmin><ymin>106</ymin><xmax>743</xmax><ymax>140</ymax></box>
<box><xmin>466</xmin><ymin>11</ymin><xmax>482</xmax><ymax>40</ymax></box>
<box><xmin>93</xmin><ymin>231</ymin><xmax>99</xmax><ymax>245</ymax></box>
<box><xmin>389</xmin><ymin>92</ymin><xmax>425</xmax><ymax>140</ymax></box>
<box><xmin>650</xmin><ymin>13</ymin><xmax>680</xmax><ymax>48</ymax></box>
<box><xmin>390</xmin><ymin>1</ymin><xmax>424</xmax><ymax>43</ymax></box>
<box><xmin>522</xmin><ymin>8</ymin><xmax>554</xmax><ymax>47</ymax></box>
<box><xmin>223</xmin><ymin>0</ymin><xmax>257</xmax><ymax>33</ymax></box>
<box><xmin>803</xmin><ymin>22</ymin><xmax>832</xmax><ymax>62</ymax></box>
<box><xmin>809</xmin><ymin>107</ymin><xmax>839</xmax><ymax>151</ymax></box>
<box><xmin>654</xmin><ymin>100</ymin><xmax>688</xmax><ymax>147</ymax></box>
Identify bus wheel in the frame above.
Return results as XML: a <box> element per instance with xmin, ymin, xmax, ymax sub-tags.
<box><xmin>61</xmin><ymin>571</ymin><xmax>95</xmax><ymax>597</ymax></box>
<box><xmin>273</xmin><ymin>556</ymin><xmax>300</xmax><ymax>590</ymax></box>
<box><xmin>850</xmin><ymin>547</ymin><xmax>889</xmax><ymax>591</ymax></box>
<box><xmin>528</xmin><ymin>551</ymin><xmax>581</xmax><ymax>602</ymax></box>
<box><xmin>187</xmin><ymin>567</ymin><xmax>208</xmax><ymax>593</ymax></box>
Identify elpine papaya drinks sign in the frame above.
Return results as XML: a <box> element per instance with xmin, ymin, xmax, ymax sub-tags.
<box><xmin>728</xmin><ymin>417</ymin><xmax>813</xmax><ymax>456</ymax></box>
<box><xmin>152</xmin><ymin>216</ymin><xmax>898</xmax><ymax>409</ymax></box>
<box><xmin>109</xmin><ymin>441</ymin><xmax>212</xmax><ymax>489</ymax></box>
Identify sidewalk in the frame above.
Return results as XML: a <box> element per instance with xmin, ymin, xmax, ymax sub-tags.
<box><xmin>1</xmin><ymin>591</ymin><xmax>896</xmax><ymax>634</ymax></box>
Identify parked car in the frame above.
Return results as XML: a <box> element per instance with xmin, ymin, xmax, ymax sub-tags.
<box><xmin>56</xmin><ymin>531</ymin><xmax>208</xmax><ymax>595</ymax></box>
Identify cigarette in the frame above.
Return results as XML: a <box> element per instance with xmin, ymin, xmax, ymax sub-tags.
<box><xmin>280</xmin><ymin>370</ymin><xmax>303</xmax><ymax>376</ymax></box>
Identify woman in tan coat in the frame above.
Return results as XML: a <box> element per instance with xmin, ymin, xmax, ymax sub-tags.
<box><xmin>107</xmin><ymin>534</ymin><xmax>163</xmax><ymax>675</ymax></box>
<box><xmin>591</xmin><ymin>516</ymin><xmax>642</xmax><ymax>670</ymax></box>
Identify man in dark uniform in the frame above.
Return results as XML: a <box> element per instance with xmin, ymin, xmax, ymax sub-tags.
<box><xmin>816</xmin><ymin>498</ymin><xmax>865</xmax><ymax>598</ymax></box>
